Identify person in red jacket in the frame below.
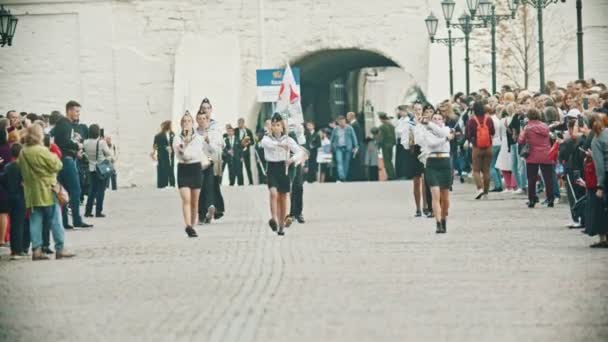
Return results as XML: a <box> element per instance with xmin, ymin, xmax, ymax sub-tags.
<box><xmin>466</xmin><ymin>101</ymin><xmax>496</xmax><ymax>199</ymax></box>
<box><xmin>518</xmin><ymin>108</ymin><xmax>555</xmax><ymax>208</ymax></box>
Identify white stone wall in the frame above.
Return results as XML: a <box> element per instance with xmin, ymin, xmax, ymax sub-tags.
<box><xmin>0</xmin><ymin>0</ymin><xmax>431</xmax><ymax>186</ymax></box>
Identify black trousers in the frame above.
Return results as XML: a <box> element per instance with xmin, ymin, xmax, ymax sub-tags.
<box><xmin>199</xmin><ymin>166</ymin><xmax>216</xmax><ymax>216</ymax></box>
<box><xmin>424</xmin><ymin>175</ymin><xmax>432</xmax><ymax>212</ymax></box>
<box><xmin>228</xmin><ymin>159</ymin><xmax>244</xmax><ymax>186</ymax></box>
<box><xmin>395</xmin><ymin>141</ymin><xmax>406</xmax><ymax>179</ymax></box>
<box><xmin>157</xmin><ymin>156</ymin><xmax>175</xmax><ymax>188</ymax></box>
<box><xmin>290</xmin><ymin>165</ymin><xmax>304</xmax><ymax>217</ymax></box>
<box><xmin>306</xmin><ymin>151</ymin><xmax>318</xmax><ymax>183</ymax></box>
<box><xmin>243</xmin><ymin>149</ymin><xmax>254</xmax><ymax>185</ymax></box>
<box><xmin>565</xmin><ymin>169</ymin><xmax>586</xmax><ymax>224</ymax></box>
<box><xmin>9</xmin><ymin>197</ymin><xmax>26</xmax><ymax>254</ymax></box>
<box><xmin>85</xmin><ymin>171</ymin><xmax>108</xmax><ymax>216</ymax></box>
<box><xmin>214</xmin><ymin>175</ymin><xmax>225</xmax><ymax>215</ymax></box>
<box><xmin>367</xmin><ymin>166</ymin><xmax>379</xmax><ymax>181</ymax></box>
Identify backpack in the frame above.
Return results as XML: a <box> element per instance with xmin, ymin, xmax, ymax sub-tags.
<box><xmin>473</xmin><ymin>115</ymin><xmax>491</xmax><ymax>148</ymax></box>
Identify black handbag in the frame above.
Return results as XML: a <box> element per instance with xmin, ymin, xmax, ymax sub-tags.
<box><xmin>95</xmin><ymin>140</ymin><xmax>114</xmax><ymax>180</ymax></box>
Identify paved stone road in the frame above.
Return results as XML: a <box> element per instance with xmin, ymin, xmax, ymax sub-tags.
<box><xmin>0</xmin><ymin>181</ymin><xmax>607</xmax><ymax>342</ymax></box>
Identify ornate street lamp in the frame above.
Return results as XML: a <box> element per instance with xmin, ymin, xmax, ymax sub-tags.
<box><xmin>0</xmin><ymin>5</ymin><xmax>18</xmax><ymax>47</ymax></box>
<box><xmin>425</xmin><ymin>9</ymin><xmax>465</xmax><ymax>96</ymax></box>
<box><xmin>517</xmin><ymin>0</ymin><xmax>566</xmax><ymax>93</ymax></box>
<box><xmin>473</xmin><ymin>0</ymin><xmax>518</xmax><ymax>94</ymax></box>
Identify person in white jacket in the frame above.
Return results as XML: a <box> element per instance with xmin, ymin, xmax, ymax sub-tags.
<box><xmin>415</xmin><ymin>112</ymin><xmax>454</xmax><ymax>234</ymax></box>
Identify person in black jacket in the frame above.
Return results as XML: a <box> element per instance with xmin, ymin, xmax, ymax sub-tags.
<box><xmin>304</xmin><ymin>122</ymin><xmax>321</xmax><ymax>183</ymax></box>
<box><xmin>236</xmin><ymin>118</ymin><xmax>255</xmax><ymax>185</ymax></box>
<box><xmin>347</xmin><ymin>112</ymin><xmax>365</xmax><ymax>181</ymax></box>
<box><xmin>223</xmin><ymin>125</ymin><xmax>244</xmax><ymax>186</ymax></box>
<box><xmin>54</xmin><ymin>101</ymin><xmax>93</xmax><ymax>229</ymax></box>
<box><xmin>151</xmin><ymin>120</ymin><xmax>176</xmax><ymax>188</ymax></box>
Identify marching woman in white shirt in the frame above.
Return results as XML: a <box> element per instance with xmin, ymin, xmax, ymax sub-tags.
<box><xmin>261</xmin><ymin>113</ymin><xmax>305</xmax><ymax>236</ymax></box>
<box><xmin>173</xmin><ymin>111</ymin><xmax>205</xmax><ymax>238</ymax></box>
<box><xmin>416</xmin><ymin>111</ymin><xmax>455</xmax><ymax>234</ymax></box>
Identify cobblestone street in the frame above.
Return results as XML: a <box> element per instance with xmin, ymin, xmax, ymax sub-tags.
<box><xmin>0</xmin><ymin>181</ymin><xmax>606</xmax><ymax>342</ymax></box>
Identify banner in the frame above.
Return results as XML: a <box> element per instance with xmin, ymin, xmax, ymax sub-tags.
<box><xmin>275</xmin><ymin>63</ymin><xmax>305</xmax><ymax>144</ymax></box>
<box><xmin>256</xmin><ymin>67</ymin><xmax>301</xmax><ymax>103</ymax></box>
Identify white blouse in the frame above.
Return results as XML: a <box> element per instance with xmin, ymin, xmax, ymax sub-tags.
<box><xmin>261</xmin><ymin>134</ymin><xmax>305</xmax><ymax>163</ymax></box>
<box><xmin>196</xmin><ymin>127</ymin><xmax>224</xmax><ymax>162</ymax></box>
<box><xmin>173</xmin><ymin>133</ymin><xmax>204</xmax><ymax>164</ymax></box>
<box><xmin>399</xmin><ymin>118</ymin><xmax>417</xmax><ymax>150</ymax></box>
<box><xmin>415</xmin><ymin>122</ymin><xmax>451</xmax><ymax>154</ymax></box>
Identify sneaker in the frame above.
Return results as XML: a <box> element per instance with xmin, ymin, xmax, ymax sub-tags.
<box><xmin>513</xmin><ymin>189</ymin><xmax>526</xmax><ymax>195</ymax></box>
<box><xmin>490</xmin><ymin>188</ymin><xmax>503</xmax><ymax>193</ymax></box>
<box><xmin>10</xmin><ymin>254</ymin><xmax>24</xmax><ymax>260</ymax></box>
<box><xmin>415</xmin><ymin>210</ymin><xmax>422</xmax><ymax>217</ymax></box>
<box><xmin>475</xmin><ymin>190</ymin><xmax>485</xmax><ymax>200</ymax></box>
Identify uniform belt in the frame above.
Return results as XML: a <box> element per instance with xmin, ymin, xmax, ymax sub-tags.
<box><xmin>429</xmin><ymin>152</ymin><xmax>450</xmax><ymax>158</ymax></box>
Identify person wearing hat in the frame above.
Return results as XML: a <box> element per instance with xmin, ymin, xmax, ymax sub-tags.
<box><xmin>330</xmin><ymin>115</ymin><xmax>359</xmax><ymax>182</ymax></box>
<box><xmin>260</xmin><ymin>113</ymin><xmax>306</xmax><ymax>236</ymax></box>
<box><xmin>377</xmin><ymin>112</ymin><xmax>396</xmax><ymax>180</ymax></box>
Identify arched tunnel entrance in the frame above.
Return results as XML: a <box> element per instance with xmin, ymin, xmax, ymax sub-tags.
<box><xmin>257</xmin><ymin>48</ymin><xmax>414</xmax><ymax>131</ymax></box>
<box><xmin>295</xmin><ymin>49</ymin><xmax>399</xmax><ymax>126</ymax></box>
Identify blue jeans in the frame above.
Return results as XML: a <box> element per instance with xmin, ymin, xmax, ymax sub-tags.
<box><xmin>490</xmin><ymin>146</ymin><xmax>502</xmax><ymax>189</ymax></box>
<box><xmin>335</xmin><ymin>146</ymin><xmax>352</xmax><ymax>182</ymax></box>
<box><xmin>510</xmin><ymin>144</ymin><xmax>527</xmax><ymax>189</ymax></box>
<box><xmin>59</xmin><ymin>157</ymin><xmax>83</xmax><ymax>226</ymax></box>
<box><xmin>85</xmin><ymin>171</ymin><xmax>107</xmax><ymax>215</ymax></box>
<box><xmin>30</xmin><ymin>201</ymin><xmax>64</xmax><ymax>252</ymax></box>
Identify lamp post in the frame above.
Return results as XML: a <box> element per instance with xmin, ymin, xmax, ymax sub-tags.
<box><xmin>425</xmin><ymin>1</ymin><xmax>464</xmax><ymax>97</ymax></box>
<box><xmin>450</xmin><ymin>13</ymin><xmax>484</xmax><ymax>95</ymax></box>
<box><xmin>473</xmin><ymin>0</ymin><xmax>518</xmax><ymax>95</ymax></box>
<box><xmin>0</xmin><ymin>5</ymin><xmax>18</xmax><ymax>47</ymax></box>
<box><xmin>517</xmin><ymin>0</ymin><xmax>566</xmax><ymax>93</ymax></box>
<box><xmin>575</xmin><ymin>0</ymin><xmax>583</xmax><ymax>80</ymax></box>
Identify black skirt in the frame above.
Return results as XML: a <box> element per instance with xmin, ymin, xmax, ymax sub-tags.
<box><xmin>425</xmin><ymin>157</ymin><xmax>453</xmax><ymax>189</ymax></box>
<box><xmin>404</xmin><ymin>146</ymin><xmax>425</xmax><ymax>179</ymax></box>
<box><xmin>584</xmin><ymin>188</ymin><xmax>608</xmax><ymax>237</ymax></box>
<box><xmin>266</xmin><ymin>161</ymin><xmax>290</xmax><ymax>193</ymax></box>
<box><xmin>177</xmin><ymin>163</ymin><xmax>203</xmax><ymax>189</ymax></box>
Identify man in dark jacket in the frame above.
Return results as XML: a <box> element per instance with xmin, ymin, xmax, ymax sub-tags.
<box><xmin>54</xmin><ymin>101</ymin><xmax>92</xmax><ymax>229</ymax></box>
<box><xmin>377</xmin><ymin>112</ymin><xmax>396</xmax><ymax>180</ymax></box>
<box><xmin>223</xmin><ymin>125</ymin><xmax>244</xmax><ymax>186</ymax></box>
<box><xmin>236</xmin><ymin>118</ymin><xmax>255</xmax><ymax>185</ymax></box>
<box><xmin>304</xmin><ymin>122</ymin><xmax>321</xmax><ymax>183</ymax></box>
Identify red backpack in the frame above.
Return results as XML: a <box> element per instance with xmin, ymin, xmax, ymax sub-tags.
<box><xmin>473</xmin><ymin>115</ymin><xmax>491</xmax><ymax>148</ymax></box>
